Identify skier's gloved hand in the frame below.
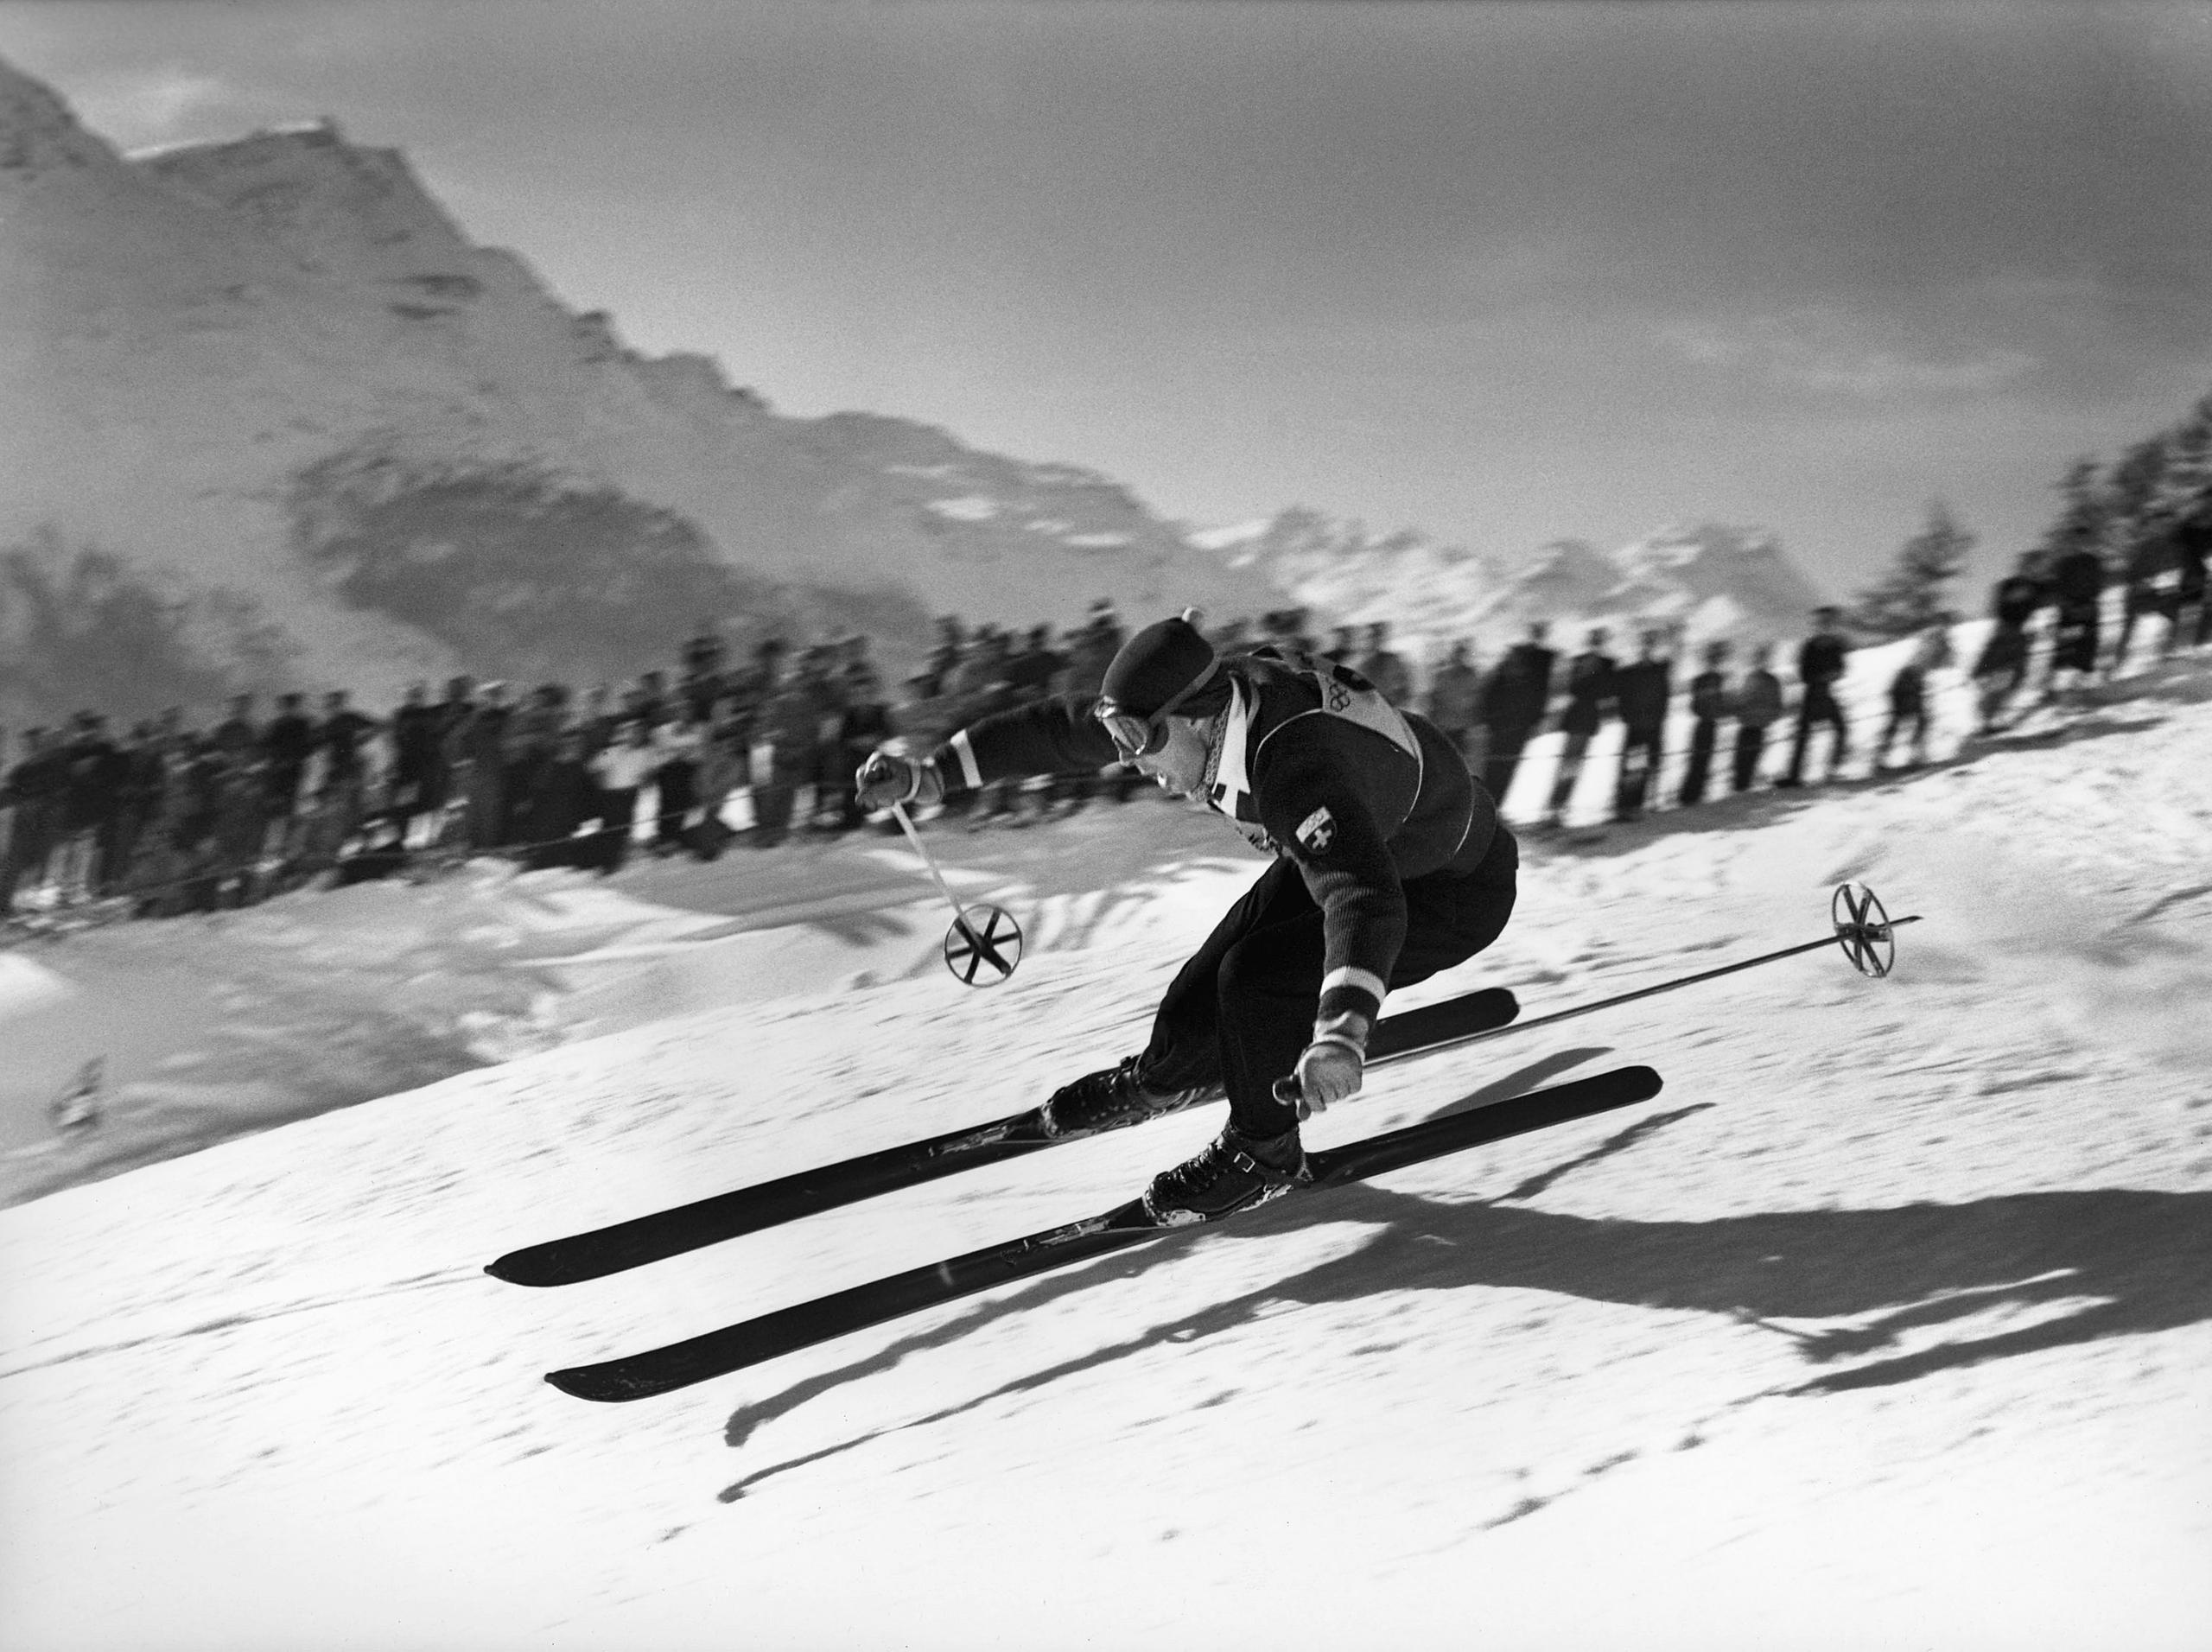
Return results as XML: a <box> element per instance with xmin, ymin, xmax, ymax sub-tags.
<box><xmin>1289</xmin><ymin>1011</ymin><xmax>1370</xmax><ymax>1118</ymax></box>
<box><xmin>855</xmin><ymin>749</ymin><xmax>944</xmax><ymax>811</ymax></box>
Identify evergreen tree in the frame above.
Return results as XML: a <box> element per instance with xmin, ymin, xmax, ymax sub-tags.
<box><xmin>2104</xmin><ymin>433</ymin><xmax>2174</xmax><ymax>581</ymax></box>
<box><xmin>1850</xmin><ymin>501</ymin><xmax>1975</xmax><ymax>638</ymax></box>
<box><xmin>2032</xmin><ymin>457</ymin><xmax>2108</xmax><ymax>576</ymax></box>
<box><xmin>2151</xmin><ymin>392</ymin><xmax>2212</xmax><ymax>537</ymax></box>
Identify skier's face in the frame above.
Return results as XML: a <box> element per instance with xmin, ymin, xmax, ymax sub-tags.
<box><xmin>1134</xmin><ymin>716</ymin><xmax>1212</xmax><ymax>803</ymax></box>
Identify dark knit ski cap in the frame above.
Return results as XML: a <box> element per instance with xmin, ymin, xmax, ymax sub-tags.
<box><xmin>1099</xmin><ymin>609</ymin><xmax>1217</xmax><ymax>718</ymax></box>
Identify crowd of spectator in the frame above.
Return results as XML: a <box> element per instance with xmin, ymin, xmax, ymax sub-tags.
<box><xmin>3</xmin><ymin>532</ymin><xmax>2207</xmax><ymax>934</ymax></box>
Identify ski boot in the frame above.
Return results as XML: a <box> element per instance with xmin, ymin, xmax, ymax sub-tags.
<box><xmin>1141</xmin><ymin>1121</ymin><xmax>1309</xmax><ymax>1227</ymax></box>
<box><xmin>1039</xmin><ymin>1056</ymin><xmax>1213</xmax><ymax>1139</ymax></box>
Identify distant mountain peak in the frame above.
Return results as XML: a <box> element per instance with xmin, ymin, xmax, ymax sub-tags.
<box><xmin>1219</xmin><ymin>507</ymin><xmax>1830</xmax><ymax>660</ymax></box>
<box><xmin>0</xmin><ymin>55</ymin><xmax>125</xmax><ymax>181</ymax></box>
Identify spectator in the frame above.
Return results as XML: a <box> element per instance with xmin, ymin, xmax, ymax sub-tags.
<box><xmin>1</xmin><ymin>728</ymin><xmax>61</xmax><ymax>913</ymax></box>
<box><xmin>651</xmin><ymin>705</ymin><xmax>704</xmax><ymax>851</ymax></box>
<box><xmin>1323</xmin><ymin>624</ymin><xmax>1358</xmax><ymax>666</ymax></box>
<box><xmin>1677</xmin><ymin>639</ymin><xmax>1733</xmax><ymax>807</ymax></box>
<box><xmin>1357</xmin><ymin>620</ymin><xmax>1414</xmax><ymax>705</ymax></box>
<box><xmin>261</xmin><ymin>692</ymin><xmax>317</xmax><ymax>829</ymax></box>
<box><xmin>1541</xmin><ymin>626</ymin><xmax>1616</xmax><ymax>829</ymax></box>
<box><xmin>59</xmin><ymin>712</ymin><xmax>129</xmax><ymax>901</ymax></box>
<box><xmin>2175</xmin><ymin>515</ymin><xmax>2210</xmax><ymax>651</ymax></box>
<box><xmin>748</xmin><ymin>653</ymin><xmax>819</xmax><ymax>847</ymax></box>
<box><xmin>1006</xmin><ymin>624</ymin><xmax>1065</xmax><ymax>705</ymax></box>
<box><xmin>316</xmin><ymin>688</ymin><xmax>382</xmax><ymax>843</ymax></box>
<box><xmin>518</xmin><ymin>729</ymin><xmax>601</xmax><ymax>870</ymax></box>
<box><xmin>1478</xmin><ymin>622</ymin><xmax>1555</xmax><ymax>810</ymax></box>
<box><xmin>680</xmin><ymin>622</ymin><xmax>727</xmax><ymax>719</ymax></box>
<box><xmin>128</xmin><ymin>730</ymin><xmax>203</xmax><ymax>916</ymax></box>
<box><xmin>1423</xmin><ymin>639</ymin><xmax>1482</xmax><ymax>766</ymax></box>
<box><xmin>1611</xmin><ymin>630</ymin><xmax>1673</xmax><ymax>823</ymax></box>
<box><xmin>503</xmin><ymin>684</ymin><xmax>568</xmax><ymax>845</ymax></box>
<box><xmin>836</xmin><ymin>665</ymin><xmax>894</xmax><ymax>830</ymax></box>
<box><xmin>575</xmin><ymin>683</ymin><xmax>616</xmax><ymax>757</ymax></box>
<box><xmin>388</xmin><ymin>681</ymin><xmax>443</xmax><ymax>838</ymax></box>
<box><xmin>1876</xmin><ymin>623</ymin><xmax>1954</xmax><ymax>772</ymax></box>
<box><xmin>2111</xmin><ymin>532</ymin><xmax>2181</xmax><ymax>678</ymax></box>
<box><xmin>417</xmin><ymin>676</ymin><xmax>473</xmax><ymax>846</ymax></box>
<box><xmin>459</xmin><ymin>681</ymin><xmax>512</xmax><ymax>850</ymax></box>
<box><xmin>1780</xmin><ymin>607</ymin><xmax>1853</xmax><ymax>787</ymax></box>
<box><xmin>687</xmin><ymin>693</ymin><xmax>746</xmax><ymax>853</ymax></box>
<box><xmin>210</xmin><ymin>692</ymin><xmax>259</xmax><ymax>761</ymax></box>
<box><xmin>2044</xmin><ymin>540</ymin><xmax>2107</xmax><ymax>697</ymax></box>
<box><xmin>804</xmin><ymin>646</ymin><xmax>857</xmax><ymax>831</ymax></box>
<box><xmin>587</xmin><ymin>719</ymin><xmax>657</xmax><ymax>873</ymax></box>
<box><xmin>1971</xmin><ymin>557</ymin><xmax>2048</xmax><ymax>734</ymax></box>
<box><xmin>208</xmin><ymin>747</ymin><xmax>270</xmax><ymax>908</ymax></box>
<box><xmin>1732</xmin><ymin>644</ymin><xmax>1784</xmax><ymax>791</ymax></box>
<box><xmin>111</xmin><ymin>721</ymin><xmax>167</xmax><ymax>897</ymax></box>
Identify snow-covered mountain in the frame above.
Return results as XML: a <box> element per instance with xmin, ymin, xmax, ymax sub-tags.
<box><xmin>1217</xmin><ymin>509</ymin><xmax>1833</xmax><ymax>662</ymax></box>
<box><xmin>0</xmin><ymin>52</ymin><xmax>1837</xmax><ymax>724</ymax></box>
<box><xmin>0</xmin><ymin>57</ymin><xmax>1275</xmax><ymax>721</ymax></box>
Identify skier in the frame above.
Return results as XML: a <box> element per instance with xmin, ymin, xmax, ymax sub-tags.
<box><xmin>855</xmin><ymin>611</ymin><xmax>1518</xmax><ymax>1224</ymax></box>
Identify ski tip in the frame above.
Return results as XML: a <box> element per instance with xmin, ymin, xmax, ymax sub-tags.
<box><xmin>1623</xmin><ymin>1063</ymin><xmax>1664</xmax><ymax>1100</ymax></box>
<box><xmin>544</xmin><ymin>1366</ymin><xmax>642</xmax><ymax>1403</ymax></box>
<box><xmin>485</xmin><ymin>1254</ymin><xmax>550</xmax><ymax>1287</ymax></box>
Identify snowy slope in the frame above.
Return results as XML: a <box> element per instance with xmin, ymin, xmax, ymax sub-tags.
<box><xmin>2</xmin><ymin>658</ymin><xmax>2209</xmax><ymax>1650</ymax></box>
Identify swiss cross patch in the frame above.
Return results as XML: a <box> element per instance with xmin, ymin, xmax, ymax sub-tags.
<box><xmin>1295</xmin><ymin>804</ymin><xmax>1337</xmax><ymax>853</ymax></box>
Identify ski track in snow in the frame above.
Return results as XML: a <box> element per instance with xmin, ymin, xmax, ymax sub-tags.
<box><xmin>3</xmin><ymin>658</ymin><xmax>2210</xmax><ymax>1650</ymax></box>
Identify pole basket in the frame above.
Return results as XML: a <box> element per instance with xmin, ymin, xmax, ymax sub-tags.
<box><xmin>1832</xmin><ymin>883</ymin><xmax>1899</xmax><ymax>978</ymax></box>
<box><xmin>943</xmin><ymin>902</ymin><xmax>1024</xmax><ymax>988</ymax></box>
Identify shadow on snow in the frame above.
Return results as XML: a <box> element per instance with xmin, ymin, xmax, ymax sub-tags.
<box><xmin>714</xmin><ymin>1052</ymin><xmax>2212</xmax><ymax>1501</ymax></box>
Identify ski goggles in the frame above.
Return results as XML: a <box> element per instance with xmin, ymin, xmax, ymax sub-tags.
<box><xmin>1093</xmin><ymin>662</ymin><xmax>1221</xmax><ymax>762</ymax></box>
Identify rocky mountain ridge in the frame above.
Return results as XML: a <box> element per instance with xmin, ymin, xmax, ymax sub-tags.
<box><xmin>0</xmin><ymin>56</ymin><xmax>1269</xmax><ymax>721</ymax></box>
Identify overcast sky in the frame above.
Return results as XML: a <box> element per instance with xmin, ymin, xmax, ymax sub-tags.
<box><xmin>5</xmin><ymin>1</ymin><xmax>2209</xmax><ymax>592</ymax></box>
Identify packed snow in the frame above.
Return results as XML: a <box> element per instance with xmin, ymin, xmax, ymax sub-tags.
<box><xmin>3</xmin><ymin>658</ymin><xmax>2209</xmax><ymax>1650</ymax></box>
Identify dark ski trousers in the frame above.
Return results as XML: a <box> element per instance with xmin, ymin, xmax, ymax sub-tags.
<box><xmin>1480</xmin><ymin>723</ymin><xmax>1535</xmax><ymax>810</ymax></box>
<box><xmin>1731</xmin><ymin>723</ymin><xmax>1770</xmax><ymax>792</ymax></box>
<box><xmin>1136</xmin><ymin>826</ymin><xmax>1520</xmax><ymax>1140</ymax></box>
<box><xmin>1785</xmin><ymin>691</ymin><xmax>1847</xmax><ymax>783</ymax></box>
<box><xmin>1613</xmin><ymin>725</ymin><xmax>1664</xmax><ymax>820</ymax></box>
<box><xmin>1678</xmin><ymin>717</ymin><xmax>1719</xmax><ymax>805</ymax></box>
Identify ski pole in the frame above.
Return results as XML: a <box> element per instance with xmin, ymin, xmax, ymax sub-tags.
<box><xmin>1388</xmin><ymin>882</ymin><xmax>1919</xmax><ymax>1067</ymax></box>
<box><xmin>889</xmin><ymin>801</ymin><xmax>1026</xmax><ymax>987</ymax></box>
<box><xmin>888</xmin><ymin>799</ymin><xmax>968</xmax><ymax>918</ymax></box>
<box><xmin>1281</xmin><ymin>883</ymin><xmax>1919</xmax><ymax>1110</ymax></box>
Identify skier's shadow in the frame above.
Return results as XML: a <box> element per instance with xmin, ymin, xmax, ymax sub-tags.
<box><xmin>716</xmin><ymin>1060</ymin><xmax>2212</xmax><ymax>1502</ymax></box>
